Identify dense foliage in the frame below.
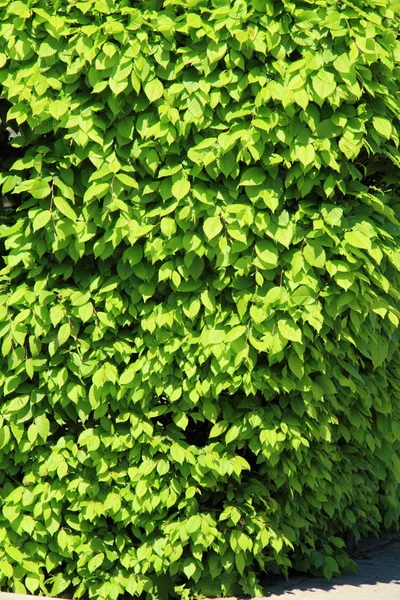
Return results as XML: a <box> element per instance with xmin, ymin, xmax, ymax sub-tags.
<box><xmin>0</xmin><ymin>0</ymin><xmax>400</xmax><ymax>598</ymax></box>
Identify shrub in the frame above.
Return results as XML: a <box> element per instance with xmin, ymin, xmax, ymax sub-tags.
<box><xmin>0</xmin><ymin>0</ymin><xmax>400</xmax><ymax>599</ymax></box>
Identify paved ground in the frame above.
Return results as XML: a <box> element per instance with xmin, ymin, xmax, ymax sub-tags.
<box><xmin>217</xmin><ymin>534</ymin><xmax>400</xmax><ymax>600</ymax></box>
<box><xmin>264</xmin><ymin>534</ymin><xmax>400</xmax><ymax>599</ymax></box>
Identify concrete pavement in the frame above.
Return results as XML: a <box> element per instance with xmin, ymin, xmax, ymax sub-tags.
<box><xmin>264</xmin><ymin>534</ymin><xmax>400</xmax><ymax>599</ymax></box>
<box><xmin>216</xmin><ymin>534</ymin><xmax>400</xmax><ymax>600</ymax></box>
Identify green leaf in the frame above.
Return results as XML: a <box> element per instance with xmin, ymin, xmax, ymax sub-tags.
<box><xmin>123</xmin><ymin>245</ymin><xmax>143</xmax><ymax>266</ymax></box>
<box><xmin>120</xmin><ymin>364</ymin><xmax>136</xmax><ymax>385</ymax></box>
<box><xmin>88</xmin><ymin>553</ymin><xmax>104</xmax><ymax>573</ymax></box>
<box><xmin>84</xmin><ymin>183</ymin><xmax>110</xmax><ymax>202</ymax></box>
<box><xmin>274</xmin><ymin>223</ymin><xmax>294</xmax><ymax>248</ymax></box>
<box><xmin>25</xmin><ymin>574</ymin><xmax>40</xmax><ymax>594</ymax></box>
<box><xmin>293</xmin><ymin>88</ymin><xmax>309</xmax><ymax>110</ymax></box>
<box><xmin>173</xmin><ymin>411</ymin><xmax>189</xmax><ymax>430</ymax></box>
<box><xmin>5</xmin><ymin>546</ymin><xmax>24</xmax><ymax>563</ymax></box>
<box><xmin>186</xmin><ymin>515</ymin><xmax>202</xmax><ymax>535</ymax></box>
<box><xmin>312</xmin><ymin>70</ymin><xmax>336</xmax><ymax>99</ymax></box>
<box><xmin>288</xmin><ymin>352</ymin><xmax>304</xmax><ymax>379</ymax></box>
<box><xmin>29</xmin><ymin>180</ymin><xmax>51</xmax><ymax>199</ymax></box>
<box><xmin>303</xmin><ymin>243</ymin><xmax>326</xmax><ymax>268</ymax></box>
<box><xmin>36</xmin><ymin>414</ymin><xmax>50</xmax><ymax>441</ymax></box>
<box><xmin>8</xmin><ymin>1</ymin><xmax>31</xmax><ymax>17</ymax></box>
<box><xmin>203</xmin><ymin>216</ymin><xmax>223</xmax><ymax>240</ymax></box>
<box><xmin>54</xmin><ymin>197</ymin><xmax>77</xmax><ymax>222</ymax></box>
<box><xmin>392</xmin><ymin>453</ymin><xmax>400</xmax><ymax>484</ymax></box>
<box><xmin>225</xmin><ymin>423</ymin><xmax>241</xmax><ymax>444</ymax></box>
<box><xmin>321</xmin><ymin>204</ymin><xmax>343</xmax><ymax>225</ymax></box>
<box><xmin>261</xmin><ymin>189</ymin><xmax>280</xmax><ymax>212</ymax></box>
<box><xmin>170</xmin><ymin>443</ymin><xmax>185</xmax><ymax>464</ymax></box>
<box><xmin>136</xmin><ymin>480</ymin><xmax>147</xmax><ymax>498</ymax></box>
<box><xmin>109</xmin><ymin>78</ymin><xmax>128</xmax><ymax>96</ymax></box>
<box><xmin>344</xmin><ymin>231</ymin><xmax>371</xmax><ymax>250</ymax></box>
<box><xmin>202</xmin><ymin>327</ymin><xmax>225</xmax><ymax>346</ymax></box>
<box><xmin>297</xmin><ymin>144</ymin><xmax>315</xmax><ymax>167</ymax></box>
<box><xmin>0</xmin><ymin>426</ymin><xmax>10</xmax><ymax>450</ymax></box>
<box><xmin>239</xmin><ymin>167</ymin><xmax>266</xmax><ymax>186</ymax></box>
<box><xmin>235</xmin><ymin>553</ymin><xmax>246</xmax><ymax>575</ymax></box>
<box><xmin>291</xmin><ymin>285</ymin><xmax>315</xmax><ymax>306</ymax></box>
<box><xmin>27</xmin><ymin>423</ymin><xmax>37</xmax><ymax>444</ymax></box>
<box><xmin>187</xmin><ymin>98</ymin><xmax>203</xmax><ymax>119</ymax></box>
<box><xmin>372</xmin><ymin>116</ymin><xmax>392</xmax><ymax>140</ymax></box>
<box><xmin>144</xmin><ymin>78</ymin><xmax>164</xmax><ymax>102</ymax></box>
<box><xmin>325</xmin><ymin>556</ymin><xmax>339</xmax><ymax>575</ymax></box>
<box><xmin>32</xmin><ymin>210</ymin><xmax>52</xmax><ymax>231</ymax></box>
<box><xmin>335</xmin><ymin>272</ymin><xmax>355</xmax><ymax>291</ymax></box>
<box><xmin>49</xmin><ymin>100</ymin><xmax>69</xmax><ymax>119</ymax></box>
<box><xmin>225</xmin><ymin>325</ymin><xmax>246</xmax><ymax>342</ymax></box>
<box><xmin>58</xmin><ymin>323</ymin><xmax>71</xmax><ymax>346</ymax></box>
<box><xmin>333</xmin><ymin>53</ymin><xmax>352</xmax><ymax>73</ymax></box>
<box><xmin>369</xmin><ymin>337</ymin><xmax>388</xmax><ymax>368</ymax></box>
<box><xmin>183</xmin><ymin>558</ymin><xmax>197</xmax><ymax>579</ymax></box>
<box><xmin>50</xmin><ymin>574</ymin><xmax>71</xmax><ymax>597</ymax></box>
<box><xmin>172</xmin><ymin>178</ymin><xmax>190</xmax><ymax>201</ymax></box>
<box><xmin>230</xmin><ymin>530</ymin><xmax>252</xmax><ymax>552</ymax></box>
<box><xmin>116</xmin><ymin>173</ymin><xmax>138</xmax><ymax>187</ymax></box>
<box><xmin>50</xmin><ymin>305</ymin><xmax>65</xmax><ymax>327</ymax></box>
<box><xmin>278</xmin><ymin>318</ymin><xmax>302</xmax><ymax>342</ymax></box>
<box><xmin>255</xmin><ymin>240</ymin><xmax>279</xmax><ymax>269</ymax></box>
<box><xmin>0</xmin><ymin>561</ymin><xmax>13</xmax><ymax>578</ymax></box>
<box><xmin>78</xmin><ymin>303</ymin><xmax>93</xmax><ymax>323</ymax></box>
<box><xmin>160</xmin><ymin>217</ymin><xmax>177</xmax><ymax>237</ymax></box>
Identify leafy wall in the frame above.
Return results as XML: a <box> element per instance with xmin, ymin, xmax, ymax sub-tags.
<box><xmin>0</xmin><ymin>0</ymin><xmax>400</xmax><ymax>599</ymax></box>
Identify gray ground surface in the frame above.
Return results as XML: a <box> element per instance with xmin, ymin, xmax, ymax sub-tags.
<box><xmin>266</xmin><ymin>539</ymin><xmax>400</xmax><ymax>598</ymax></box>
<box><xmin>217</xmin><ymin>533</ymin><xmax>400</xmax><ymax>600</ymax></box>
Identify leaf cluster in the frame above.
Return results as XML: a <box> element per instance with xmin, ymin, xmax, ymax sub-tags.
<box><xmin>0</xmin><ymin>0</ymin><xmax>399</xmax><ymax>599</ymax></box>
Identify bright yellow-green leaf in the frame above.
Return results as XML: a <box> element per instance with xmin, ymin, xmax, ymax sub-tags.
<box><xmin>57</xmin><ymin>322</ymin><xmax>71</xmax><ymax>346</ymax></box>
<box><xmin>344</xmin><ymin>230</ymin><xmax>371</xmax><ymax>250</ymax></box>
<box><xmin>278</xmin><ymin>318</ymin><xmax>302</xmax><ymax>342</ymax></box>
<box><xmin>303</xmin><ymin>243</ymin><xmax>326</xmax><ymax>268</ymax></box>
<box><xmin>312</xmin><ymin>70</ymin><xmax>336</xmax><ymax>99</ymax></box>
<box><xmin>144</xmin><ymin>78</ymin><xmax>164</xmax><ymax>102</ymax></box>
<box><xmin>54</xmin><ymin>197</ymin><xmax>77</xmax><ymax>222</ymax></box>
<box><xmin>172</xmin><ymin>178</ymin><xmax>190</xmax><ymax>201</ymax></box>
<box><xmin>33</xmin><ymin>210</ymin><xmax>52</xmax><ymax>231</ymax></box>
<box><xmin>239</xmin><ymin>167</ymin><xmax>266</xmax><ymax>186</ymax></box>
<box><xmin>372</xmin><ymin>116</ymin><xmax>392</xmax><ymax>139</ymax></box>
<box><xmin>203</xmin><ymin>216</ymin><xmax>223</xmax><ymax>240</ymax></box>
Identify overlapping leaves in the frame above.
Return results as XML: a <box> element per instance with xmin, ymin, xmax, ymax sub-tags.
<box><xmin>0</xmin><ymin>0</ymin><xmax>399</xmax><ymax>599</ymax></box>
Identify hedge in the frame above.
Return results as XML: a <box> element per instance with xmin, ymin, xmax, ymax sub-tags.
<box><xmin>0</xmin><ymin>0</ymin><xmax>400</xmax><ymax>599</ymax></box>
